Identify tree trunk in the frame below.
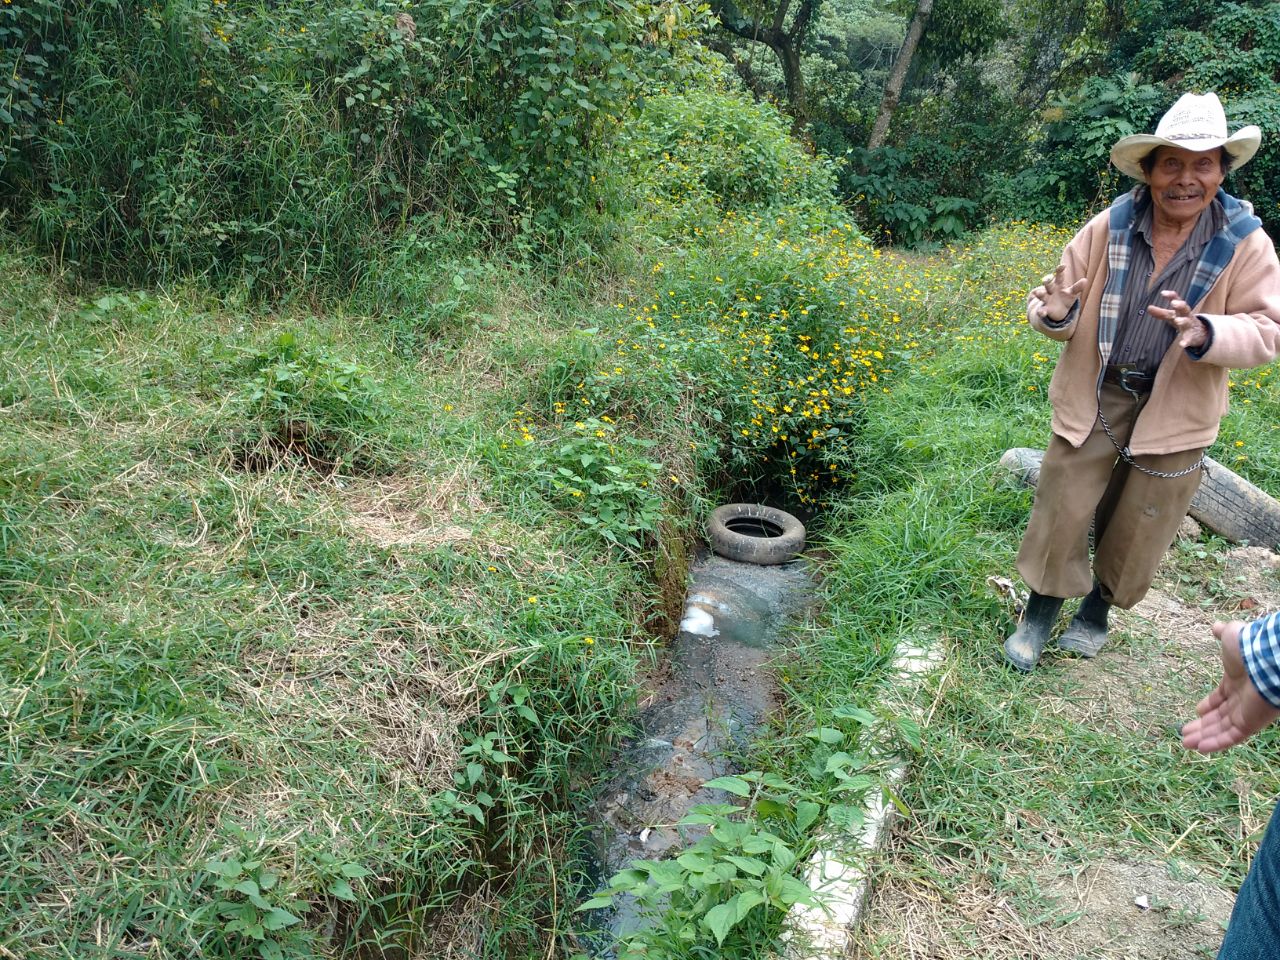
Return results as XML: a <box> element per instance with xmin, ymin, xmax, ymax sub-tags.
<box><xmin>868</xmin><ymin>0</ymin><xmax>933</xmax><ymax>149</ymax></box>
<box><xmin>711</xmin><ymin>0</ymin><xmax>818</xmax><ymax>134</ymax></box>
<box><xmin>777</xmin><ymin>39</ymin><xmax>808</xmax><ymax>135</ymax></box>
<box><xmin>706</xmin><ymin>35</ymin><xmax>771</xmax><ymax>103</ymax></box>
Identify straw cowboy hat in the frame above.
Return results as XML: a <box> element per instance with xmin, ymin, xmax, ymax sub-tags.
<box><xmin>1110</xmin><ymin>92</ymin><xmax>1261</xmax><ymax>180</ymax></box>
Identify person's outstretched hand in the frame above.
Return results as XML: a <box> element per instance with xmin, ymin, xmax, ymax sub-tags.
<box><xmin>1181</xmin><ymin>620</ymin><xmax>1280</xmax><ymax>754</ymax></box>
<box><xmin>1030</xmin><ymin>264</ymin><xmax>1089</xmax><ymax>322</ymax></box>
<box><xmin>1149</xmin><ymin>289</ymin><xmax>1209</xmax><ymax>349</ymax></box>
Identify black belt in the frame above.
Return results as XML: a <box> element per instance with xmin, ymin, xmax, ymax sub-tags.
<box><xmin>1102</xmin><ymin>365</ymin><xmax>1154</xmax><ymax>395</ymax></box>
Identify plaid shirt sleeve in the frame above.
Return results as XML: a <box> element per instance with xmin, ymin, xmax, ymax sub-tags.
<box><xmin>1240</xmin><ymin>611</ymin><xmax>1280</xmax><ymax>708</ymax></box>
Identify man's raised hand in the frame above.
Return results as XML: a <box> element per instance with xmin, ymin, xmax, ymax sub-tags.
<box><xmin>1030</xmin><ymin>264</ymin><xmax>1089</xmax><ymax>323</ymax></box>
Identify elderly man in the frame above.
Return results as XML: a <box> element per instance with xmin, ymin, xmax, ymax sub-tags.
<box><xmin>1005</xmin><ymin>92</ymin><xmax>1280</xmax><ymax>672</ymax></box>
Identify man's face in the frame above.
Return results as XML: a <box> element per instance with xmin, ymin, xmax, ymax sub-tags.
<box><xmin>1147</xmin><ymin>145</ymin><xmax>1225</xmax><ymax>225</ymax></box>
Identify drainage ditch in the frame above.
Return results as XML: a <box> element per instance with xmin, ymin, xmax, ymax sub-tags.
<box><xmin>582</xmin><ymin>504</ymin><xmax>814</xmax><ymax>953</ymax></box>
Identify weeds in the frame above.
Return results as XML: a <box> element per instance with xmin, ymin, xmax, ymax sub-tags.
<box><xmin>238</xmin><ymin>331</ymin><xmax>392</xmax><ymax>473</ymax></box>
<box><xmin>0</xmin><ymin>245</ymin><xmax>665</xmax><ymax>958</ymax></box>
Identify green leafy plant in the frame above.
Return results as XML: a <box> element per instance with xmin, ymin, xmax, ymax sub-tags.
<box><xmin>529</xmin><ymin>417</ymin><xmax>664</xmax><ymax>549</ymax></box>
<box><xmin>1</xmin><ymin>0</ymin><xmax>690</xmax><ymax>294</ymax></box>
<box><xmin>1006</xmin><ymin>73</ymin><xmax>1164</xmax><ymax>222</ymax></box>
<box><xmin>581</xmin><ymin>710</ymin><xmax>895</xmax><ymax>958</ymax></box>
<box><xmin>582</xmin><ymin>780</ymin><xmax>820</xmax><ymax>958</ymax></box>
<box><xmin>312</xmin><ymin>852</ymin><xmax>374</xmax><ymax>906</ymax></box>
<box><xmin>203</xmin><ymin>858</ymin><xmax>306</xmax><ymax>960</ymax></box>
<box><xmin>930</xmin><ymin>196</ymin><xmax>979</xmax><ymax>241</ymax></box>
<box><xmin>240</xmin><ymin>331</ymin><xmax>390</xmax><ymax>472</ymax></box>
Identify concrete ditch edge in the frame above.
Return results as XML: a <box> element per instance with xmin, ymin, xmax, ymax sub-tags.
<box><xmin>779</xmin><ymin>638</ymin><xmax>945</xmax><ymax>959</ymax></box>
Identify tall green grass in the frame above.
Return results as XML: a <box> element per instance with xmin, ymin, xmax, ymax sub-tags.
<box><xmin>796</xmin><ymin>227</ymin><xmax>1280</xmax><ymax>958</ymax></box>
<box><xmin>0</xmin><ymin>240</ymin><xmax>702</xmax><ymax>957</ymax></box>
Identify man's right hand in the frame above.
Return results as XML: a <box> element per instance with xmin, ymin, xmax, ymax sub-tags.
<box><xmin>1181</xmin><ymin>620</ymin><xmax>1280</xmax><ymax>754</ymax></box>
<box><xmin>1030</xmin><ymin>264</ymin><xmax>1089</xmax><ymax>323</ymax></box>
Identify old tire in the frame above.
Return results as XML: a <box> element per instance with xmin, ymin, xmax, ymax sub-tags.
<box><xmin>998</xmin><ymin>447</ymin><xmax>1280</xmax><ymax>550</ymax></box>
<box><xmin>708</xmin><ymin>504</ymin><xmax>805</xmax><ymax>565</ymax></box>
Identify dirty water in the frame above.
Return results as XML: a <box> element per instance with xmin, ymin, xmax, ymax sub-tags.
<box><xmin>582</xmin><ymin>550</ymin><xmax>815</xmax><ymax>949</ymax></box>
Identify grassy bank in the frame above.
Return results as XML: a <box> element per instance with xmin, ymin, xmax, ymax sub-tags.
<box><xmin>820</xmin><ymin>227</ymin><xmax>1280</xmax><ymax>958</ymax></box>
<box><xmin>0</xmin><ymin>240</ymin><xmax>703</xmax><ymax>957</ymax></box>
<box><xmin>0</xmin><ymin>179</ymin><xmax>941</xmax><ymax>957</ymax></box>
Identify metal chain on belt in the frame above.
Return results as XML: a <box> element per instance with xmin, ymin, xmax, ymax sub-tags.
<box><xmin>1097</xmin><ymin>406</ymin><xmax>1207</xmax><ymax>479</ymax></box>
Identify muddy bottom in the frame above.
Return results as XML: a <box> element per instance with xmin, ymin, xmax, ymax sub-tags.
<box><xmin>585</xmin><ymin>551</ymin><xmax>814</xmax><ymax>944</ymax></box>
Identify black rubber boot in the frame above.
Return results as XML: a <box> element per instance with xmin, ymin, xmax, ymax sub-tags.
<box><xmin>1058</xmin><ymin>583</ymin><xmax>1111</xmax><ymax>658</ymax></box>
<box><xmin>1003</xmin><ymin>591</ymin><xmax>1064</xmax><ymax>672</ymax></box>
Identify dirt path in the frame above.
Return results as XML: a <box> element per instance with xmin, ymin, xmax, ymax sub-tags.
<box><xmin>851</xmin><ymin>544</ymin><xmax>1280</xmax><ymax>960</ymax></box>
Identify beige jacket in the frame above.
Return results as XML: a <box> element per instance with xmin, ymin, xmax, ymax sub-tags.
<box><xmin>1028</xmin><ymin>209</ymin><xmax>1280</xmax><ymax>454</ymax></box>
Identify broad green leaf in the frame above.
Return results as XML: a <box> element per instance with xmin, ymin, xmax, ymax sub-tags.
<box><xmin>703</xmin><ymin>775</ymin><xmax>751</xmax><ymax>797</ymax></box>
<box><xmin>895</xmin><ymin>715</ymin><xmax>923</xmax><ymax>750</ymax></box>
<box><xmin>796</xmin><ymin>800</ymin><xmax>821</xmax><ymax>831</ymax></box>
<box><xmin>755</xmin><ymin>798</ymin><xmax>787</xmax><ymax>819</ymax></box>
<box><xmin>736</xmin><ymin>888</ymin><xmax>766</xmax><ymax>919</ymax></box>
<box><xmin>771</xmin><ymin>841</ymin><xmax>797</xmax><ymax>873</ymax></box>
<box><xmin>824</xmin><ymin>752</ymin><xmax>859</xmax><ymax>774</ymax></box>
<box><xmin>722</xmin><ymin>855</ymin><xmax>767</xmax><ymax>877</ymax></box>
<box><xmin>778</xmin><ymin>875</ymin><xmax>817</xmax><ymax>907</ymax></box>
<box><xmin>806</xmin><ymin>726</ymin><xmax>844</xmax><ymax>744</ymax></box>
<box><xmin>828</xmin><ymin>803</ymin><xmax>867</xmax><ymax>831</ymax></box>
<box><xmin>835</xmin><ymin>774</ymin><xmax>877</xmax><ymax>793</ymax></box>
<box><xmin>833</xmin><ymin>705</ymin><xmax>876</xmax><ymax>725</ymax></box>
<box><xmin>702</xmin><ymin>902</ymin><xmax>738</xmax><ymax>945</ymax></box>
<box><xmin>329</xmin><ymin>878</ymin><xmax>358</xmax><ymax>902</ymax></box>
<box><xmin>676</xmin><ymin>850</ymin><xmax>711</xmax><ymax>873</ymax></box>
<box><xmin>261</xmin><ymin>908</ymin><xmax>301</xmax><ymax>931</ymax></box>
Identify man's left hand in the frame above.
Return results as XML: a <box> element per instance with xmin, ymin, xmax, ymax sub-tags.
<box><xmin>1149</xmin><ymin>289</ymin><xmax>1209</xmax><ymax>350</ymax></box>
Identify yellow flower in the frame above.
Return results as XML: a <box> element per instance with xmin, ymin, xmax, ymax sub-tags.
<box><xmin>527</xmin><ymin>596</ymin><xmax>538</xmax><ymax>604</ymax></box>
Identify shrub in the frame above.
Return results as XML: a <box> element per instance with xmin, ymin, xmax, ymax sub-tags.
<box><xmin>832</xmin><ymin>72</ymin><xmax>1033</xmax><ymax>244</ymax></box>
<box><xmin>1011</xmin><ymin>5</ymin><xmax>1280</xmax><ymax>222</ymax></box>
<box><xmin>614</xmin><ymin>85</ymin><xmax>840</xmax><ymax>237</ymax></box>
<box><xmin>0</xmin><ymin>0</ymin><xmax>681</xmax><ymax>294</ymax></box>
<box><xmin>530</xmin><ymin>212</ymin><xmax>930</xmax><ymax>507</ymax></box>
<box><xmin>525</xmin><ymin>415</ymin><xmax>665</xmax><ymax>550</ymax></box>
<box><xmin>1005</xmin><ymin>74</ymin><xmax>1167</xmax><ymax>221</ymax></box>
<box><xmin>238</xmin><ymin>332</ymin><xmax>391</xmax><ymax>472</ymax></box>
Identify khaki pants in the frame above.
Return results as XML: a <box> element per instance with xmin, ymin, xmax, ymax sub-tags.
<box><xmin>1016</xmin><ymin>380</ymin><xmax>1205</xmax><ymax>609</ymax></box>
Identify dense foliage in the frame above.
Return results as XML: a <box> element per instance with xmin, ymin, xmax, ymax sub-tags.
<box><xmin>704</xmin><ymin>0</ymin><xmax>1280</xmax><ymax>243</ymax></box>
<box><xmin>6</xmin><ymin>1</ymin><xmax>1280</xmax><ymax>956</ymax></box>
<box><xmin>0</xmin><ymin>0</ymin><xmax>687</xmax><ymax>294</ymax></box>
<box><xmin>1012</xmin><ymin>1</ymin><xmax>1280</xmax><ymax>223</ymax></box>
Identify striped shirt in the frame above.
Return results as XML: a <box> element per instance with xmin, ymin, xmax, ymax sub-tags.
<box><xmin>1241</xmin><ymin>610</ymin><xmax>1280</xmax><ymax>707</ymax></box>
<box><xmin>1110</xmin><ymin>197</ymin><xmax>1225</xmax><ymax>373</ymax></box>
<box><xmin>1093</xmin><ymin>186</ymin><xmax>1260</xmax><ymax>377</ymax></box>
